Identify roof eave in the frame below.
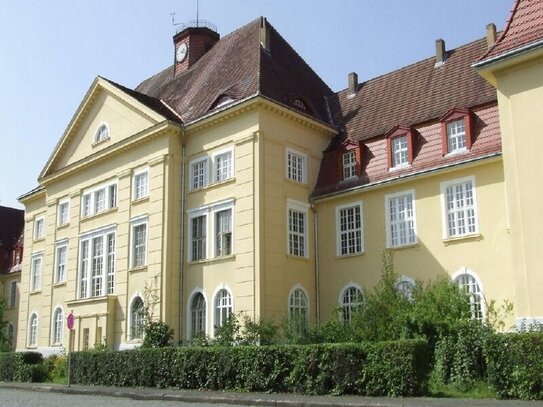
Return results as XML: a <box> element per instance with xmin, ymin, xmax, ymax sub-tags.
<box><xmin>473</xmin><ymin>39</ymin><xmax>543</xmax><ymax>70</ymax></box>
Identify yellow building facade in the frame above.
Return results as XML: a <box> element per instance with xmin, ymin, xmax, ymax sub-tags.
<box><xmin>15</xmin><ymin>2</ymin><xmax>543</xmax><ymax>353</ymax></box>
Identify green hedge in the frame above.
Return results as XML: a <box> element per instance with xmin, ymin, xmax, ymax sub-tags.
<box><xmin>0</xmin><ymin>351</ymin><xmax>46</xmax><ymax>382</ymax></box>
<box><xmin>485</xmin><ymin>332</ymin><xmax>543</xmax><ymax>400</ymax></box>
<box><xmin>70</xmin><ymin>340</ymin><xmax>430</xmax><ymax>396</ymax></box>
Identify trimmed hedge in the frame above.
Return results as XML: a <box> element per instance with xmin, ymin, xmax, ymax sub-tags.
<box><xmin>485</xmin><ymin>332</ymin><xmax>543</xmax><ymax>400</ymax></box>
<box><xmin>0</xmin><ymin>351</ymin><xmax>46</xmax><ymax>382</ymax></box>
<box><xmin>70</xmin><ymin>340</ymin><xmax>431</xmax><ymax>396</ymax></box>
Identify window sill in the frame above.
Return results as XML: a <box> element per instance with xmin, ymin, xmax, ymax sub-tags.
<box><xmin>33</xmin><ymin>237</ymin><xmax>45</xmax><ymax>243</ymax></box>
<box><xmin>66</xmin><ymin>295</ymin><xmax>117</xmax><ymax>306</ymax></box>
<box><xmin>56</xmin><ymin>223</ymin><xmax>70</xmax><ymax>230</ymax></box>
<box><xmin>53</xmin><ymin>281</ymin><xmax>67</xmax><ymax>288</ymax></box>
<box><xmin>29</xmin><ymin>290</ymin><xmax>42</xmax><ymax>295</ymax></box>
<box><xmin>92</xmin><ymin>137</ymin><xmax>111</xmax><ymax>147</ymax></box>
<box><xmin>286</xmin><ymin>254</ymin><xmax>310</xmax><ymax>261</ymax></box>
<box><xmin>132</xmin><ymin>196</ymin><xmax>149</xmax><ymax>205</ymax></box>
<box><xmin>336</xmin><ymin>251</ymin><xmax>365</xmax><ymax>260</ymax></box>
<box><xmin>443</xmin><ymin>233</ymin><xmax>482</xmax><ymax>245</ymax></box>
<box><xmin>129</xmin><ymin>265</ymin><xmax>148</xmax><ymax>273</ymax></box>
<box><xmin>284</xmin><ymin>178</ymin><xmax>309</xmax><ymax>188</ymax></box>
<box><xmin>188</xmin><ymin>177</ymin><xmax>236</xmax><ymax>194</ymax></box>
<box><xmin>445</xmin><ymin>148</ymin><xmax>469</xmax><ymax>157</ymax></box>
<box><xmin>389</xmin><ymin>164</ymin><xmax>411</xmax><ymax>172</ymax></box>
<box><xmin>80</xmin><ymin>206</ymin><xmax>118</xmax><ymax>221</ymax></box>
<box><xmin>188</xmin><ymin>254</ymin><xmax>235</xmax><ymax>265</ymax></box>
<box><xmin>386</xmin><ymin>243</ymin><xmax>419</xmax><ymax>251</ymax></box>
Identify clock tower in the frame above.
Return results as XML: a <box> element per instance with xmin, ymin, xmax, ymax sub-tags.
<box><xmin>173</xmin><ymin>21</ymin><xmax>220</xmax><ymax>77</ymax></box>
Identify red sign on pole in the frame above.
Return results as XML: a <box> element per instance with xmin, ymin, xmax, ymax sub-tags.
<box><xmin>67</xmin><ymin>311</ymin><xmax>75</xmax><ymax>330</ymax></box>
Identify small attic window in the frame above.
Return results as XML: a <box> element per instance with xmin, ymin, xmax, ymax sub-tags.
<box><xmin>293</xmin><ymin>99</ymin><xmax>308</xmax><ymax>111</ymax></box>
<box><xmin>94</xmin><ymin>123</ymin><xmax>109</xmax><ymax>144</ymax></box>
<box><xmin>214</xmin><ymin>95</ymin><xmax>235</xmax><ymax>109</ymax></box>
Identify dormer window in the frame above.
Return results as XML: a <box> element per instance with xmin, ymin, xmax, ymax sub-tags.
<box><xmin>214</xmin><ymin>95</ymin><xmax>234</xmax><ymax>109</ymax></box>
<box><xmin>293</xmin><ymin>99</ymin><xmax>307</xmax><ymax>110</ymax></box>
<box><xmin>385</xmin><ymin>125</ymin><xmax>415</xmax><ymax>170</ymax></box>
<box><xmin>94</xmin><ymin>123</ymin><xmax>109</xmax><ymax>144</ymax></box>
<box><xmin>343</xmin><ymin>151</ymin><xmax>357</xmax><ymax>180</ymax></box>
<box><xmin>440</xmin><ymin>108</ymin><xmax>473</xmax><ymax>156</ymax></box>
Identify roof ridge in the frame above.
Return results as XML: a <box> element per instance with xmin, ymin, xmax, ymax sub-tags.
<box><xmin>478</xmin><ymin>0</ymin><xmax>521</xmax><ymax>62</ymax></box>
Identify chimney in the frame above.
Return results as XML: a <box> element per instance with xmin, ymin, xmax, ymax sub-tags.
<box><xmin>435</xmin><ymin>38</ymin><xmax>446</xmax><ymax>67</ymax></box>
<box><xmin>260</xmin><ymin>17</ymin><xmax>270</xmax><ymax>52</ymax></box>
<box><xmin>348</xmin><ymin>72</ymin><xmax>358</xmax><ymax>96</ymax></box>
<box><xmin>486</xmin><ymin>23</ymin><xmax>497</xmax><ymax>49</ymax></box>
<box><xmin>173</xmin><ymin>22</ymin><xmax>220</xmax><ymax>77</ymax></box>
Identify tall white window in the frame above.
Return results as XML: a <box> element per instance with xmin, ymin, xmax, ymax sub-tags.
<box><xmin>78</xmin><ymin>227</ymin><xmax>116</xmax><ymax>299</ymax></box>
<box><xmin>340</xmin><ymin>285</ymin><xmax>363</xmax><ymax>324</ymax></box>
<box><xmin>8</xmin><ymin>281</ymin><xmax>17</xmax><ymax>309</ymax></box>
<box><xmin>287</xmin><ymin>200</ymin><xmax>308</xmax><ymax>257</ymax></box>
<box><xmin>391</xmin><ymin>136</ymin><xmax>408</xmax><ymax>168</ymax></box>
<box><xmin>286</xmin><ymin>148</ymin><xmax>306</xmax><ymax>183</ymax></box>
<box><xmin>190</xmin><ymin>292</ymin><xmax>207</xmax><ymax>338</ymax></box>
<box><xmin>131</xmin><ymin>218</ymin><xmax>148</xmax><ymax>268</ymax></box>
<box><xmin>215</xmin><ymin>209</ymin><xmax>232</xmax><ymax>257</ymax></box>
<box><xmin>343</xmin><ymin>151</ymin><xmax>356</xmax><ymax>180</ymax></box>
<box><xmin>441</xmin><ymin>177</ymin><xmax>478</xmax><ymax>238</ymax></box>
<box><xmin>133</xmin><ymin>169</ymin><xmax>149</xmax><ymax>200</ymax></box>
<box><xmin>191</xmin><ymin>215</ymin><xmax>207</xmax><ymax>261</ymax></box>
<box><xmin>7</xmin><ymin>323</ymin><xmax>14</xmax><ymax>349</ymax></box>
<box><xmin>191</xmin><ymin>157</ymin><xmax>209</xmax><ymax>190</ymax></box>
<box><xmin>336</xmin><ymin>202</ymin><xmax>363</xmax><ymax>256</ymax></box>
<box><xmin>447</xmin><ymin>119</ymin><xmax>466</xmax><ymax>153</ymax></box>
<box><xmin>454</xmin><ymin>270</ymin><xmax>484</xmax><ymax>321</ymax></box>
<box><xmin>57</xmin><ymin>200</ymin><xmax>70</xmax><ymax>226</ymax></box>
<box><xmin>30</xmin><ymin>254</ymin><xmax>42</xmax><ymax>292</ymax></box>
<box><xmin>130</xmin><ymin>296</ymin><xmax>145</xmax><ymax>340</ymax></box>
<box><xmin>386</xmin><ymin>191</ymin><xmax>416</xmax><ymax>248</ymax></box>
<box><xmin>28</xmin><ymin>313</ymin><xmax>38</xmax><ymax>347</ymax></box>
<box><xmin>52</xmin><ymin>307</ymin><xmax>64</xmax><ymax>345</ymax></box>
<box><xmin>214</xmin><ymin>149</ymin><xmax>233</xmax><ymax>182</ymax></box>
<box><xmin>94</xmin><ymin>123</ymin><xmax>109</xmax><ymax>143</ymax></box>
<box><xmin>34</xmin><ymin>217</ymin><xmax>45</xmax><ymax>240</ymax></box>
<box><xmin>396</xmin><ymin>277</ymin><xmax>415</xmax><ymax>301</ymax></box>
<box><xmin>289</xmin><ymin>287</ymin><xmax>308</xmax><ymax>330</ymax></box>
<box><xmin>81</xmin><ymin>182</ymin><xmax>117</xmax><ymax>217</ymax></box>
<box><xmin>214</xmin><ymin>288</ymin><xmax>233</xmax><ymax>332</ymax></box>
<box><xmin>55</xmin><ymin>243</ymin><xmax>68</xmax><ymax>283</ymax></box>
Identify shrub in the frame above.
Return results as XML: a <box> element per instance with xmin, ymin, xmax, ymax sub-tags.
<box><xmin>0</xmin><ymin>351</ymin><xmax>45</xmax><ymax>382</ymax></box>
<box><xmin>142</xmin><ymin>320</ymin><xmax>174</xmax><ymax>348</ymax></box>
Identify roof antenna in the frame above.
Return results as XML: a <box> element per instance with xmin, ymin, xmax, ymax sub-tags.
<box><xmin>196</xmin><ymin>0</ymin><xmax>199</xmax><ymax>27</ymax></box>
<box><xmin>170</xmin><ymin>12</ymin><xmax>183</xmax><ymax>27</ymax></box>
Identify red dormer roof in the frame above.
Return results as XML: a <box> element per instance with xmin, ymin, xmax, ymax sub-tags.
<box><xmin>478</xmin><ymin>0</ymin><xmax>543</xmax><ymax>64</ymax></box>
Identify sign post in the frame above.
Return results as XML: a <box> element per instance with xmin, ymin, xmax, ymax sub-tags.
<box><xmin>67</xmin><ymin>311</ymin><xmax>75</xmax><ymax>387</ymax></box>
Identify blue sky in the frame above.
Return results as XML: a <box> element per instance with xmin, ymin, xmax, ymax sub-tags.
<box><xmin>0</xmin><ymin>1</ymin><xmax>512</xmax><ymax>209</ymax></box>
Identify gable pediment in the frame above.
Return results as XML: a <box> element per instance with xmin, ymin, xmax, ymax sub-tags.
<box><xmin>40</xmin><ymin>77</ymin><xmax>169</xmax><ymax>180</ymax></box>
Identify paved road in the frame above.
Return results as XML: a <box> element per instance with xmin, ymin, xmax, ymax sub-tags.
<box><xmin>0</xmin><ymin>388</ymin><xmax>232</xmax><ymax>407</ymax></box>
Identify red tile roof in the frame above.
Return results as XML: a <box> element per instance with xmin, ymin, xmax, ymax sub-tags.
<box><xmin>478</xmin><ymin>0</ymin><xmax>543</xmax><ymax>63</ymax></box>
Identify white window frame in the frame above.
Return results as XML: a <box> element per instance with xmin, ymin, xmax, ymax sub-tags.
<box><xmin>446</xmin><ymin>119</ymin><xmax>467</xmax><ymax>154</ymax></box>
<box><xmin>391</xmin><ymin>136</ymin><xmax>409</xmax><ymax>168</ymax></box>
<box><xmin>54</xmin><ymin>241</ymin><xmax>68</xmax><ymax>284</ymax></box>
<box><xmin>343</xmin><ymin>150</ymin><xmax>356</xmax><ymax>180</ymax></box>
<box><xmin>78</xmin><ymin>225</ymin><xmax>116</xmax><ymax>299</ymax></box>
<box><xmin>338</xmin><ymin>283</ymin><xmax>363</xmax><ymax>324</ymax></box>
<box><xmin>8</xmin><ymin>280</ymin><xmax>17</xmax><ymax>309</ymax></box>
<box><xmin>132</xmin><ymin>168</ymin><xmax>149</xmax><ymax>201</ymax></box>
<box><xmin>94</xmin><ymin>122</ymin><xmax>109</xmax><ymax>144</ymax></box>
<box><xmin>57</xmin><ymin>199</ymin><xmax>70</xmax><ymax>226</ymax></box>
<box><xmin>385</xmin><ymin>190</ymin><xmax>417</xmax><ymax>248</ymax></box>
<box><xmin>190</xmin><ymin>156</ymin><xmax>209</xmax><ymax>191</ymax></box>
<box><xmin>188</xmin><ymin>199</ymin><xmax>235</xmax><ymax>262</ymax></box>
<box><xmin>30</xmin><ymin>253</ymin><xmax>43</xmax><ymax>292</ymax></box>
<box><xmin>452</xmin><ymin>268</ymin><xmax>485</xmax><ymax>321</ymax></box>
<box><xmin>213</xmin><ymin>147</ymin><xmax>234</xmax><ymax>183</ymax></box>
<box><xmin>34</xmin><ymin>216</ymin><xmax>45</xmax><ymax>240</ymax></box>
<box><xmin>287</xmin><ymin>199</ymin><xmax>309</xmax><ymax>258</ymax></box>
<box><xmin>188</xmin><ymin>289</ymin><xmax>208</xmax><ymax>339</ymax></box>
<box><xmin>336</xmin><ymin>201</ymin><xmax>364</xmax><ymax>256</ymax></box>
<box><xmin>213</xmin><ymin>285</ymin><xmax>233</xmax><ymax>334</ymax></box>
<box><xmin>51</xmin><ymin>306</ymin><xmax>64</xmax><ymax>346</ymax></box>
<box><xmin>440</xmin><ymin>176</ymin><xmax>479</xmax><ymax>239</ymax></box>
<box><xmin>288</xmin><ymin>284</ymin><xmax>309</xmax><ymax>328</ymax></box>
<box><xmin>130</xmin><ymin>216</ymin><xmax>148</xmax><ymax>268</ymax></box>
<box><xmin>28</xmin><ymin>312</ymin><xmax>38</xmax><ymax>348</ymax></box>
<box><xmin>215</xmin><ymin>208</ymin><xmax>233</xmax><ymax>257</ymax></box>
<box><xmin>128</xmin><ymin>293</ymin><xmax>145</xmax><ymax>341</ymax></box>
<box><xmin>286</xmin><ymin>148</ymin><xmax>307</xmax><ymax>184</ymax></box>
<box><xmin>81</xmin><ymin>181</ymin><xmax>118</xmax><ymax>217</ymax></box>
<box><xmin>396</xmin><ymin>276</ymin><xmax>416</xmax><ymax>301</ymax></box>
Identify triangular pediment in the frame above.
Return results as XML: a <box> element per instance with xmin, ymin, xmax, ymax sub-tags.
<box><xmin>40</xmin><ymin>77</ymin><xmax>170</xmax><ymax>180</ymax></box>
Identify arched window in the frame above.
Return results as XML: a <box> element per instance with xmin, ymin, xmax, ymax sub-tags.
<box><xmin>289</xmin><ymin>287</ymin><xmax>309</xmax><ymax>331</ymax></box>
<box><xmin>7</xmin><ymin>323</ymin><xmax>14</xmax><ymax>350</ymax></box>
<box><xmin>340</xmin><ymin>285</ymin><xmax>363</xmax><ymax>323</ymax></box>
<box><xmin>52</xmin><ymin>307</ymin><xmax>64</xmax><ymax>345</ymax></box>
<box><xmin>454</xmin><ymin>270</ymin><xmax>484</xmax><ymax>321</ymax></box>
<box><xmin>214</xmin><ymin>288</ymin><xmax>232</xmax><ymax>331</ymax></box>
<box><xmin>94</xmin><ymin>123</ymin><xmax>109</xmax><ymax>143</ymax></box>
<box><xmin>130</xmin><ymin>296</ymin><xmax>145</xmax><ymax>340</ymax></box>
<box><xmin>190</xmin><ymin>292</ymin><xmax>207</xmax><ymax>338</ymax></box>
<box><xmin>28</xmin><ymin>313</ymin><xmax>38</xmax><ymax>347</ymax></box>
<box><xmin>396</xmin><ymin>276</ymin><xmax>415</xmax><ymax>301</ymax></box>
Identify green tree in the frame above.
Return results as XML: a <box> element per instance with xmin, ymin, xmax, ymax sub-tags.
<box><xmin>0</xmin><ymin>298</ymin><xmax>8</xmax><ymax>351</ymax></box>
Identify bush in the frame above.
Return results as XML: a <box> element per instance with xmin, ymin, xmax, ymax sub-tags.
<box><xmin>142</xmin><ymin>321</ymin><xmax>174</xmax><ymax>348</ymax></box>
<box><xmin>70</xmin><ymin>340</ymin><xmax>431</xmax><ymax>396</ymax></box>
<box><xmin>0</xmin><ymin>351</ymin><xmax>45</xmax><ymax>382</ymax></box>
<box><xmin>485</xmin><ymin>332</ymin><xmax>543</xmax><ymax>400</ymax></box>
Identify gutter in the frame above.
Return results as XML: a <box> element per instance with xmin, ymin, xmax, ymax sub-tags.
<box><xmin>179</xmin><ymin>134</ymin><xmax>187</xmax><ymax>341</ymax></box>
<box><xmin>472</xmin><ymin>39</ymin><xmax>543</xmax><ymax>69</ymax></box>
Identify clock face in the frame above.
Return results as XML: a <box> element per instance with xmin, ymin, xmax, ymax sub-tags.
<box><xmin>176</xmin><ymin>43</ymin><xmax>188</xmax><ymax>63</ymax></box>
